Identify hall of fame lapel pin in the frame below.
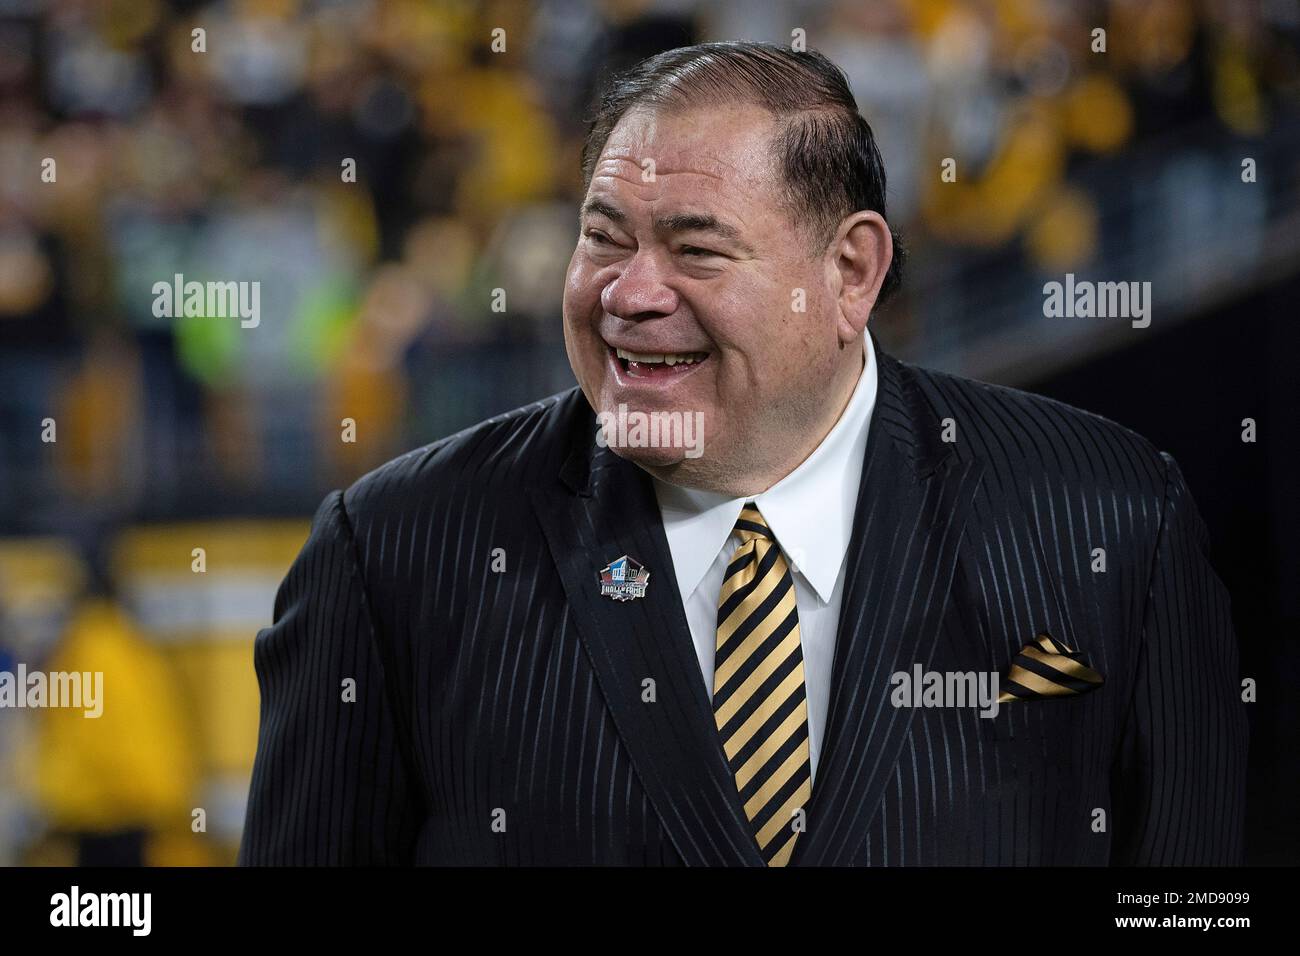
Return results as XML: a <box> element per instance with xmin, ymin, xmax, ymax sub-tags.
<box><xmin>598</xmin><ymin>554</ymin><xmax>650</xmax><ymax>602</ymax></box>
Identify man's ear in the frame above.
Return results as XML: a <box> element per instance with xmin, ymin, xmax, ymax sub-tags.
<box><xmin>830</xmin><ymin>211</ymin><xmax>893</xmax><ymax>346</ymax></box>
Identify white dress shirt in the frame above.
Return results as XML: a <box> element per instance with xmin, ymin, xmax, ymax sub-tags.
<box><xmin>651</xmin><ymin>333</ymin><xmax>878</xmax><ymax>782</ymax></box>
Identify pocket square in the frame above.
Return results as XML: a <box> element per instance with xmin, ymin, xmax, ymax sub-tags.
<box><xmin>997</xmin><ymin>632</ymin><xmax>1104</xmax><ymax>703</ymax></box>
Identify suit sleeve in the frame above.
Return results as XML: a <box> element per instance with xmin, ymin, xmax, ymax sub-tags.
<box><xmin>238</xmin><ymin>491</ymin><xmax>424</xmax><ymax>865</ymax></box>
<box><xmin>1110</xmin><ymin>453</ymin><xmax>1249</xmax><ymax>865</ymax></box>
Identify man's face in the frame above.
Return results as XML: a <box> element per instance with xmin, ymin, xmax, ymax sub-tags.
<box><xmin>562</xmin><ymin>102</ymin><xmax>845</xmax><ymax>487</ymax></box>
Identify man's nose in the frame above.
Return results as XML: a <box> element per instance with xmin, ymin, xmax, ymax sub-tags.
<box><xmin>600</xmin><ymin>250</ymin><xmax>680</xmax><ymax>321</ymax></box>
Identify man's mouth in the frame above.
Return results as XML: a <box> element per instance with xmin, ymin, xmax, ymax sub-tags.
<box><xmin>610</xmin><ymin>346</ymin><xmax>710</xmax><ymax>379</ymax></box>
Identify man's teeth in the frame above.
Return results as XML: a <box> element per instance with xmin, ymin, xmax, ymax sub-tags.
<box><xmin>615</xmin><ymin>347</ymin><xmax>707</xmax><ymax>366</ymax></box>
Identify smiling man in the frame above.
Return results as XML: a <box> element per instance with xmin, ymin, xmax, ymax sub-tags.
<box><xmin>240</xmin><ymin>41</ymin><xmax>1247</xmax><ymax>867</ymax></box>
<box><xmin>566</xmin><ymin>96</ymin><xmax>893</xmax><ymax>494</ymax></box>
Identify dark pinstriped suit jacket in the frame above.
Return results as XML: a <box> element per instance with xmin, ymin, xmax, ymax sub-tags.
<box><xmin>238</xmin><ymin>336</ymin><xmax>1248</xmax><ymax>866</ymax></box>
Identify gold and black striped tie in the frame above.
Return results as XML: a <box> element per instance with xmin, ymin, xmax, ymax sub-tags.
<box><xmin>713</xmin><ymin>502</ymin><xmax>811</xmax><ymax>866</ymax></box>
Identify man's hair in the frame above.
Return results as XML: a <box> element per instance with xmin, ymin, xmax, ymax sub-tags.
<box><xmin>580</xmin><ymin>40</ymin><xmax>905</xmax><ymax>304</ymax></box>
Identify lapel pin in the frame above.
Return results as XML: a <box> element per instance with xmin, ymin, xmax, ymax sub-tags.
<box><xmin>599</xmin><ymin>555</ymin><xmax>650</xmax><ymax>602</ymax></box>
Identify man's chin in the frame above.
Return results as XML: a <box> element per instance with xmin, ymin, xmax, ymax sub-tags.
<box><xmin>592</xmin><ymin>395</ymin><xmax>711</xmax><ymax>468</ymax></box>
<box><xmin>604</xmin><ymin>442</ymin><xmax>693</xmax><ymax>470</ymax></box>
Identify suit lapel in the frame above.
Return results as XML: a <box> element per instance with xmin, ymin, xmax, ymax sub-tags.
<box><xmin>790</xmin><ymin>341</ymin><xmax>985</xmax><ymax>865</ymax></box>
<box><xmin>530</xmin><ymin>409</ymin><xmax>765</xmax><ymax>866</ymax></box>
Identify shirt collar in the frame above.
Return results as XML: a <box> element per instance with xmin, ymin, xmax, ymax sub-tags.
<box><xmin>652</xmin><ymin>333</ymin><xmax>878</xmax><ymax>605</ymax></box>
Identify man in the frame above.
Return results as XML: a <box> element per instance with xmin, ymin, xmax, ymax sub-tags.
<box><xmin>239</xmin><ymin>42</ymin><xmax>1247</xmax><ymax>866</ymax></box>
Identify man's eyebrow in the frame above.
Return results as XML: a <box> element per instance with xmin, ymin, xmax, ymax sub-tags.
<box><xmin>581</xmin><ymin>200</ymin><xmax>754</xmax><ymax>253</ymax></box>
<box><xmin>581</xmin><ymin>198</ymin><xmax>625</xmax><ymax>225</ymax></box>
<box><xmin>655</xmin><ymin>211</ymin><xmax>746</xmax><ymax>246</ymax></box>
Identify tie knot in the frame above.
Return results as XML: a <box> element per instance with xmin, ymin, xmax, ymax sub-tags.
<box><xmin>734</xmin><ymin>502</ymin><xmax>774</xmax><ymax>543</ymax></box>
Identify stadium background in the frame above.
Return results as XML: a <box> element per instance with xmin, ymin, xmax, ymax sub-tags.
<box><xmin>0</xmin><ymin>0</ymin><xmax>1296</xmax><ymax>865</ymax></box>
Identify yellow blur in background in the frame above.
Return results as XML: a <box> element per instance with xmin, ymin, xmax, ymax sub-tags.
<box><xmin>0</xmin><ymin>524</ymin><xmax>305</xmax><ymax>865</ymax></box>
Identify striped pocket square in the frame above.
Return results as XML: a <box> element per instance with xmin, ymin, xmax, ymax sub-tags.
<box><xmin>997</xmin><ymin>632</ymin><xmax>1104</xmax><ymax>703</ymax></box>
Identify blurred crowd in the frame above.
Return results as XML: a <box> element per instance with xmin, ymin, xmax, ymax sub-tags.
<box><xmin>0</xmin><ymin>0</ymin><xmax>1297</xmax><ymax>864</ymax></box>
<box><xmin>1</xmin><ymin>0</ymin><xmax>1297</xmax><ymax>523</ymax></box>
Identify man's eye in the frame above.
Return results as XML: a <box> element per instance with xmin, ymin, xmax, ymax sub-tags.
<box><xmin>585</xmin><ymin>230</ymin><xmax>615</xmax><ymax>246</ymax></box>
<box><xmin>680</xmin><ymin>246</ymin><xmax>719</xmax><ymax>258</ymax></box>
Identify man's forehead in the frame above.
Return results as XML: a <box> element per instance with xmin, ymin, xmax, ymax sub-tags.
<box><xmin>592</xmin><ymin>104</ymin><xmax>780</xmax><ymax>186</ymax></box>
<box><xmin>590</xmin><ymin>147</ymin><xmax>736</xmax><ymax>183</ymax></box>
